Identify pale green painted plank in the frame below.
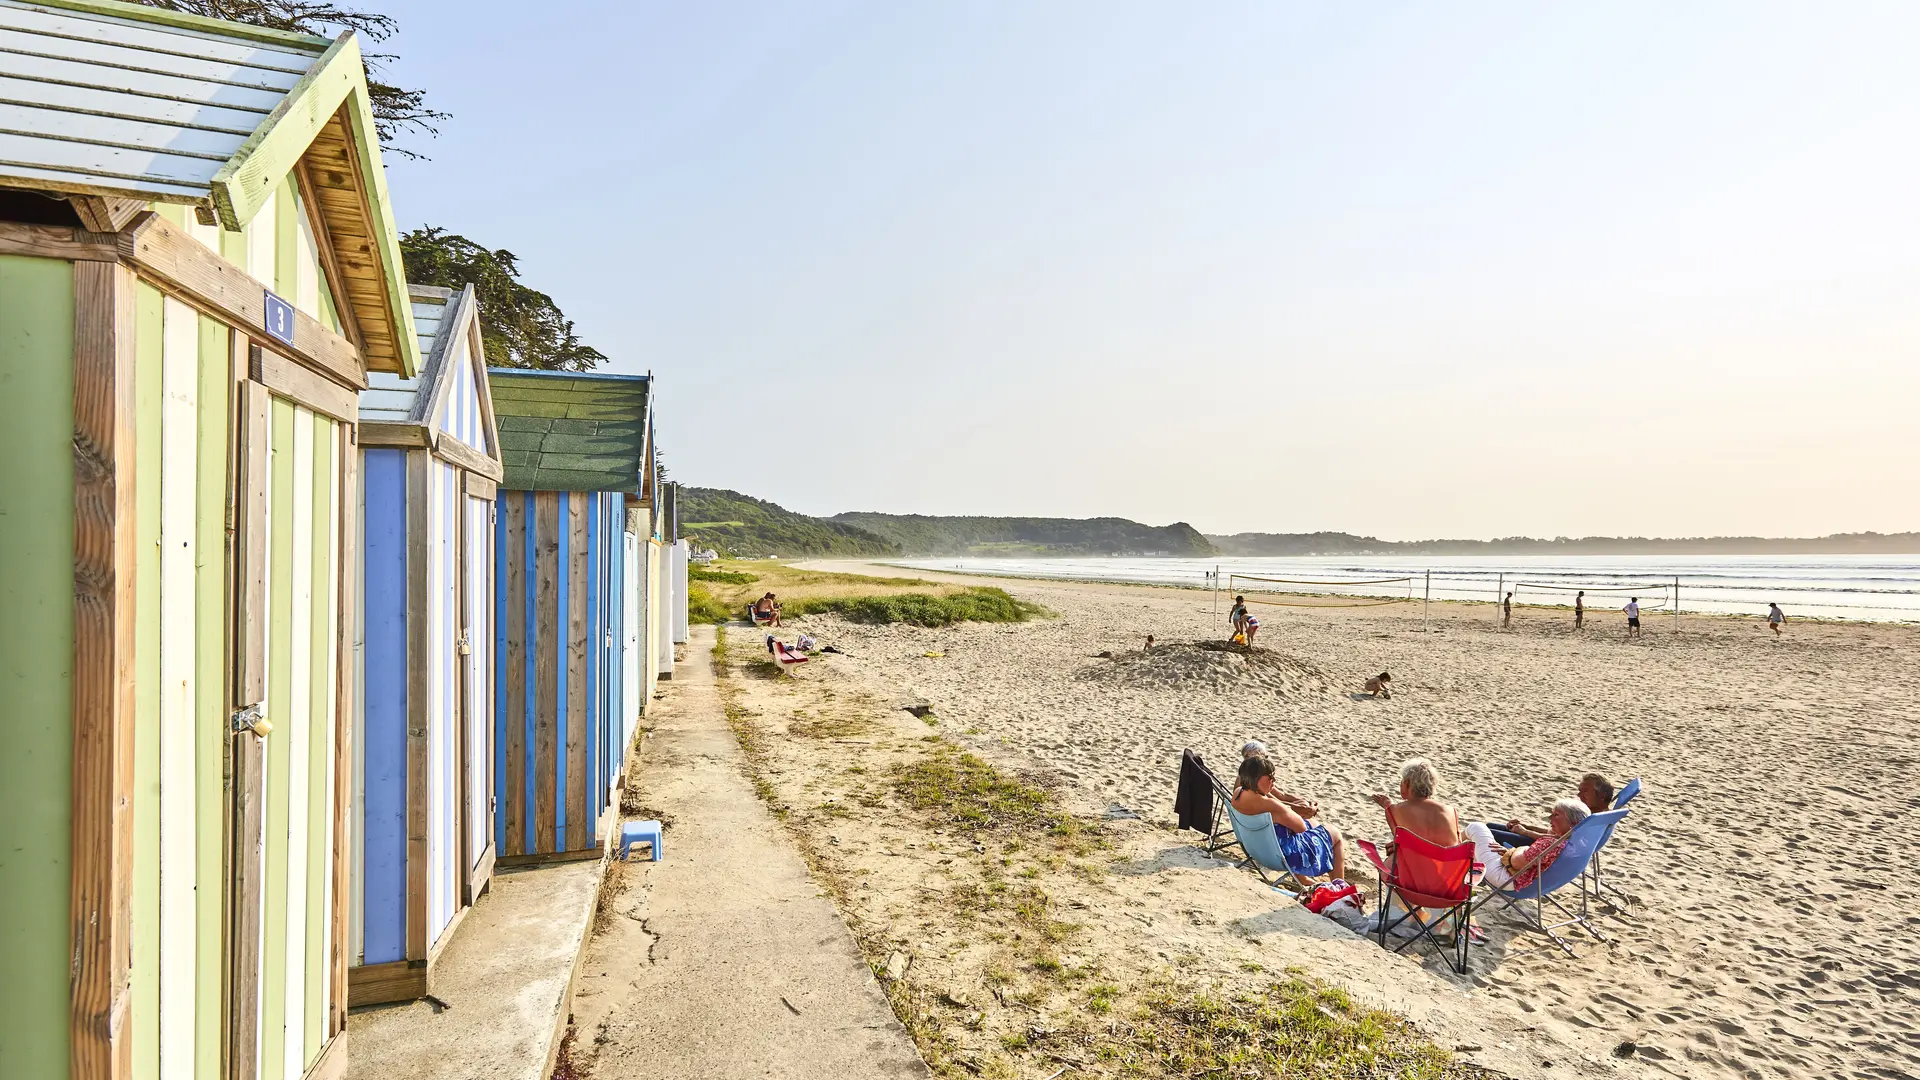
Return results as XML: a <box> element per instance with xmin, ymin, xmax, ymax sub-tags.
<box><xmin>194</xmin><ymin>313</ymin><xmax>229</xmax><ymax>1080</ymax></box>
<box><xmin>303</xmin><ymin>417</ymin><xmax>334</xmax><ymax>1063</ymax></box>
<box><xmin>280</xmin><ymin>406</ymin><xmax>313</xmax><ymax>1077</ymax></box>
<box><xmin>221</xmin><ymin>220</ymin><xmax>248</xmax><ymax>272</ymax></box>
<box><xmin>132</xmin><ymin>280</ymin><xmax>165</xmax><ymax>1080</ymax></box>
<box><xmin>152</xmin><ymin>202</ymin><xmax>187</xmax><ymax>228</ymax></box>
<box><xmin>0</xmin><ymin>255</ymin><xmax>75</xmax><ymax>1079</ymax></box>
<box><xmin>261</xmin><ymin>396</ymin><xmax>296</xmax><ymax>1080</ymax></box>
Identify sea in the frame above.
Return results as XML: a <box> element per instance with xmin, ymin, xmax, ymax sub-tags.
<box><xmin>885</xmin><ymin>554</ymin><xmax>1920</xmax><ymax>623</ymax></box>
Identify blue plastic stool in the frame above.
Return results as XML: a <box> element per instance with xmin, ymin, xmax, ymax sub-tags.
<box><xmin>619</xmin><ymin>820</ymin><xmax>663</xmax><ymax>862</ymax></box>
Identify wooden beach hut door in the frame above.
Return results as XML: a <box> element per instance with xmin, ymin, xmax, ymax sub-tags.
<box><xmin>229</xmin><ymin>344</ymin><xmax>355</xmax><ymax>1080</ymax></box>
<box><xmin>462</xmin><ymin>491</ymin><xmax>497</xmax><ymax>900</ymax></box>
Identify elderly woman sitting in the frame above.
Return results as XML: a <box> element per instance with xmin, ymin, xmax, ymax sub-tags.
<box><xmin>1465</xmin><ymin>798</ymin><xmax>1589</xmax><ymax>891</ymax></box>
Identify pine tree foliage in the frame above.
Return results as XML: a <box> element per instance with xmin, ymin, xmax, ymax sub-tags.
<box><xmin>400</xmin><ymin>227</ymin><xmax>607</xmax><ymax>371</ymax></box>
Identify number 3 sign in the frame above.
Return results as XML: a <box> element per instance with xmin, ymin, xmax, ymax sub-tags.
<box><xmin>263</xmin><ymin>290</ymin><xmax>296</xmax><ymax>347</ymax></box>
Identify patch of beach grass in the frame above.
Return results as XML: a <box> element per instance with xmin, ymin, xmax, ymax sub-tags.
<box><xmin>890</xmin><ymin>744</ymin><xmax>1063</xmax><ymax>834</ymax></box>
<box><xmin>689</xmin><ymin>566</ymin><xmax>758</xmax><ymax>585</ymax></box>
<box><xmin>786</xmin><ymin>586</ymin><xmax>1047</xmax><ymax>627</ymax></box>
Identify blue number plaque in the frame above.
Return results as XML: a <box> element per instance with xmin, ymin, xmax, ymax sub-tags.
<box><xmin>263</xmin><ymin>290</ymin><xmax>296</xmax><ymax>347</ymax></box>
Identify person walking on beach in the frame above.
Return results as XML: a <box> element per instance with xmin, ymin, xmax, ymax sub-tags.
<box><xmin>1502</xmin><ymin>592</ymin><xmax>1513</xmax><ymax>628</ymax></box>
<box><xmin>1574</xmin><ymin>590</ymin><xmax>1585</xmax><ymax>629</ymax></box>
<box><xmin>1767</xmin><ymin>602</ymin><xmax>1786</xmax><ymax>639</ymax></box>
<box><xmin>1624</xmin><ymin>597</ymin><xmax>1642</xmax><ymax>639</ymax></box>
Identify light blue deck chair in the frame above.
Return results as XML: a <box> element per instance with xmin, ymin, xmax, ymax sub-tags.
<box><xmin>1582</xmin><ymin>778</ymin><xmax>1642</xmax><ymax>910</ymax></box>
<box><xmin>1472</xmin><ymin>808</ymin><xmax>1629</xmax><ymax>957</ymax></box>
<box><xmin>1226</xmin><ymin>805</ymin><xmax>1315</xmax><ymax>895</ymax></box>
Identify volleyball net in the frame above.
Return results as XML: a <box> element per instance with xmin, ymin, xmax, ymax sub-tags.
<box><xmin>1226</xmin><ymin>572</ymin><xmax>1420</xmax><ymax>608</ymax></box>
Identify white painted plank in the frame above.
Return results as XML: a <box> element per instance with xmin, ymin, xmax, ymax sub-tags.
<box><xmin>283</xmin><ymin>405</ymin><xmax>314</xmax><ymax>1080</ymax></box>
<box><xmin>0</xmin><ymin>100</ymin><xmax>238</xmax><ymax>157</ymax></box>
<box><xmin>0</xmin><ymin>128</ymin><xmax>220</xmax><ymax>186</ymax></box>
<box><xmin>356</xmin><ymin>388</ymin><xmax>419</xmax><ymax>417</ymax></box>
<box><xmin>157</xmin><ymin>297</ymin><xmax>200</xmax><ymax>1080</ymax></box>
<box><xmin>349</xmin><ymin>456</ymin><xmax>366</xmax><ymax>965</ymax></box>
<box><xmin>0</xmin><ymin>48</ymin><xmax>288</xmax><ymax>111</ymax></box>
<box><xmin>0</xmin><ymin>72</ymin><xmax>263</xmax><ymax>134</ymax></box>
<box><xmin>466</xmin><ymin>497</ymin><xmax>490</xmax><ymax>869</ymax></box>
<box><xmin>0</xmin><ymin>0</ymin><xmax>319</xmax><ymax>67</ymax></box>
<box><xmin>0</xmin><ymin>26</ymin><xmax>306</xmax><ymax>90</ymax></box>
<box><xmin>365</xmin><ymin>373</ymin><xmax>420</xmax><ymax>392</ymax></box>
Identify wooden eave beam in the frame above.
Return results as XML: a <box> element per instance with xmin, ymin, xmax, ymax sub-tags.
<box><xmin>116</xmin><ymin>212</ymin><xmax>367</xmax><ymax>390</ymax></box>
<box><xmin>433</xmin><ymin>431</ymin><xmax>505</xmax><ymax>483</ymax></box>
<box><xmin>357</xmin><ymin>421</ymin><xmax>432</xmax><ymax>448</ymax></box>
<box><xmin>69</xmin><ymin>196</ymin><xmax>148</xmax><ymax>234</ymax></box>
<box><xmin>304</xmin><ymin>108</ymin><xmax>413</xmax><ymax>376</ymax></box>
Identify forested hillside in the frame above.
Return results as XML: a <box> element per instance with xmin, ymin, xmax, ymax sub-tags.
<box><xmin>832</xmin><ymin>513</ymin><xmax>1214</xmax><ymax>557</ymax></box>
<box><xmin>680</xmin><ymin>489</ymin><xmax>898</xmax><ymax>558</ymax></box>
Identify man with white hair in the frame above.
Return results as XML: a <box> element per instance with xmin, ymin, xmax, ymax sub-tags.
<box><xmin>1465</xmin><ymin>797</ymin><xmax>1590</xmax><ymax>890</ymax></box>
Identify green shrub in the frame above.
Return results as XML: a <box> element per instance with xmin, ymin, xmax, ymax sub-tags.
<box><xmin>687</xmin><ymin>582</ymin><xmax>735</xmax><ymax>624</ymax></box>
<box><xmin>690</xmin><ymin>567</ymin><xmax>758</xmax><ymax>585</ymax></box>
<box><xmin>786</xmin><ymin>587</ymin><xmax>1045</xmax><ymax>627</ymax></box>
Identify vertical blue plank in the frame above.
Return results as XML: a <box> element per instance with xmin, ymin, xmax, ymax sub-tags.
<box><xmin>607</xmin><ymin>494</ymin><xmax>623</xmax><ymax>790</ymax></box>
<box><xmin>522</xmin><ymin>492</ymin><xmax>536</xmax><ymax>855</ymax></box>
<box><xmin>585</xmin><ymin>494</ymin><xmax>599</xmax><ymax>839</ymax></box>
<box><xmin>555</xmin><ymin>491</ymin><xmax>570</xmax><ymax>853</ymax></box>
<box><xmin>360</xmin><ymin>449</ymin><xmax>409</xmax><ymax>964</ymax></box>
<box><xmin>493</xmin><ymin>496</ymin><xmax>506</xmax><ymax>854</ymax></box>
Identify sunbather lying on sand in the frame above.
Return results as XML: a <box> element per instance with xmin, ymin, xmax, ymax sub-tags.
<box><xmin>1467</xmin><ymin>798</ymin><xmax>1589</xmax><ymax>890</ymax></box>
<box><xmin>1232</xmin><ymin>755</ymin><xmax>1347</xmax><ymax>881</ymax></box>
<box><xmin>1370</xmin><ymin>758</ymin><xmax>1461</xmax><ymax>848</ymax></box>
<box><xmin>1499</xmin><ymin>772</ymin><xmax>1613</xmax><ymax>844</ymax></box>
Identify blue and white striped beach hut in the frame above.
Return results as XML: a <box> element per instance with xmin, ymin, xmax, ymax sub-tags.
<box><xmin>350</xmin><ymin>284</ymin><xmax>504</xmax><ymax>1004</ymax></box>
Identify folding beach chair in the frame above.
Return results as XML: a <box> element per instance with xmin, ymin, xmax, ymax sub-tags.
<box><xmin>1225</xmin><ymin>806</ymin><xmax>1313</xmax><ymax>895</ymax></box>
<box><xmin>1199</xmin><ymin>757</ymin><xmax>1244</xmax><ymax>858</ymax></box>
<box><xmin>1357</xmin><ymin>829</ymin><xmax>1479</xmax><ymax>974</ymax></box>
<box><xmin>767</xmin><ymin>635</ymin><xmax>809</xmax><ymax>674</ymax></box>
<box><xmin>1472</xmin><ymin>808</ymin><xmax>1628</xmax><ymax>957</ymax></box>
<box><xmin>1583</xmin><ymin>778</ymin><xmax>1642</xmax><ymax>910</ymax></box>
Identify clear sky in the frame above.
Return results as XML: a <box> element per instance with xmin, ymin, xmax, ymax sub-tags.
<box><xmin>373</xmin><ymin>1</ymin><xmax>1920</xmax><ymax>539</ymax></box>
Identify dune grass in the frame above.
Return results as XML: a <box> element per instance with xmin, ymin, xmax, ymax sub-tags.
<box><xmin>688</xmin><ymin>561</ymin><xmax>1046</xmax><ymax>627</ymax></box>
<box><xmin>786</xmin><ymin>587</ymin><xmax>1045</xmax><ymax>627</ymax></box>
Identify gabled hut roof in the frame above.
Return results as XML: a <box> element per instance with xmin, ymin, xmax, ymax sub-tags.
<box><xmin>489</xmin><ymin>370</ymin><xmax>652</xmax><ymax>494</ymax></box>
<box><xmin>358</xmin><ymin>285</ymin><xmax>502</xmax><ymax>474</ymax></box>
<box><xmin>0</xmin><ymin>0</ymin><xmax>418</xmax><ymax>374</ymax></box>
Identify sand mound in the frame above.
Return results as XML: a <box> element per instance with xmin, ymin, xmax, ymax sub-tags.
<box><xmin>1075</xmin><ymin>640</ymin><xmax>1334</xmax><ymax>697</ymax></box>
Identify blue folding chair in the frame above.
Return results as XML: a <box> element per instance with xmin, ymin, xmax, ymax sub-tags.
<box><xmin>1472</xmin><ymin>808</ymin><xmax>1628</xmax><ymax>957</ymax></box>
<box><xmin>1583</xmin><ymin>778</ymin><xmax>1642</xmax><ymax>910</ymax></box>
<box><xmin>1226</xmin><ymin>806</ymin><xmax>1313</xmax><ymax>895</ymax></box>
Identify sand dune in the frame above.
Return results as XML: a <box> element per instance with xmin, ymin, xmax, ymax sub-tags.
<box><xmin>794</xmin><ymin>564</ymin><xmax>1920</xmax><ymax>1080</ymax></box>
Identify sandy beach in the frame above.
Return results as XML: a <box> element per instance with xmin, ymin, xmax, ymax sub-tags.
<box><xmin>789</xmin><ymin>562</ymin><xmax>1920</xmax><ymax>1080</ymax></box>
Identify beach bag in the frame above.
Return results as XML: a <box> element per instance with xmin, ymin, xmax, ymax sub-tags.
<box><xmin>798</xmin><ymin>634</ymin><xmax>818</xmax><ymax>652</ymax></box>
<box><xmin>1302</xmin><ymin>879</ymin><xmax>1363</xmax><ymax>915</ymax></box>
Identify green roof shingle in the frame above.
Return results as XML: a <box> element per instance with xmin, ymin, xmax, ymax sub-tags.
<box><xmin>487</xmin><ymin>370</ymin><xmax>651</xmax><ymax>492</ymax></box>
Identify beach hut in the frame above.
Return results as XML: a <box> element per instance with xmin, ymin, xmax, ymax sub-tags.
<box><xmin>0</xmin><ymin>3</ymin><xmax>416</xmax><ymax>1077</ymax></box>
<box><xmin>489</xmin><ymin>371</ymin><xmax>653</xmax><ymax>862</ymax></box>
<box><xmin>349</xmin><ymin>285</ymin><xmax>503</xmax><ymax>1004</ymax></box>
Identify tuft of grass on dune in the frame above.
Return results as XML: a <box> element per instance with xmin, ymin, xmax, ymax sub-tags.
<box><xmin>689</xmin><ymin>566</ymin><xmax>759</xmax><ymax>585</ymax></box>
<box><xmin>786</xmin><ymin>587</ymin><xmax>1046</xmax><ymax>627</ymax></box>
<box><xmin>687</xmin><ymin>583</ymin><xmax>736</xmax><ymax>624</ymax></box>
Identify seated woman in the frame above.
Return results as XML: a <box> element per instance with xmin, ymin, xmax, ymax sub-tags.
<box><xmin>1497</xmin><ymin>772</ymin><xmax>1613</xmax><ymax>845</ymax></box>
<box><xmin>1369</xmin><ymin>757</ymin><xmax>1460</xmax><ymax>848</ymax></box>
<box><xmin>1232</xmin><ymin>755</ymin><xmax>1347</xmax><ymax>882</ymax></box>
<box><xmin>1466</xmin><ymin>798</ymin><xmax>1590</xmax><ymax>891</ymax></box>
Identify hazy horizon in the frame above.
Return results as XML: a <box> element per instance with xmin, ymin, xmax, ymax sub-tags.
<box><xmin>377</xmin><ymin>2</ymin><xmax>1920</xmax><ymax>539</ymax></box>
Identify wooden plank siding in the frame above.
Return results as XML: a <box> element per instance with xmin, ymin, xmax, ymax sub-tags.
<box><xmin>494</xmin><ymin>490</ymin><xmax>630</xmax><ymax>862</ymax></box>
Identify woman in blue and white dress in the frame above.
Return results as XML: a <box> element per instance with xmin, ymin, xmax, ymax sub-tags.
<box><xmin>1232</xmin><ymin>754</ymin><xmax>1347</xmax><ymax>882</ymax></box>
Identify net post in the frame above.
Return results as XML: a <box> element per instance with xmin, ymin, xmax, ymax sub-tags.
<box><xmin>1496</xmin><ymin>572</ymin><xmax>1503</xmax><ymax>622</ymax></box>
<box><xmin>1424</xmin><ymin>569</ymin><xmax>1431</xmax><ymax>632</ymax></box>
<box><xmin>1673</xmin><ymin>576</ymin><xmax>1680</xmax><ymax>633</ymax></box>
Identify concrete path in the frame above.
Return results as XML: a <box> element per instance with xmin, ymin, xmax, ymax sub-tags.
<box><xmin>570</xmin><ymin>624</ymin><xmax>927</xmax><ymax>1080</ymax></box>
<box><xmin>347</xmin><ymin>859</ymin><xmax>602</xmax><ymax>1080</ymax></box>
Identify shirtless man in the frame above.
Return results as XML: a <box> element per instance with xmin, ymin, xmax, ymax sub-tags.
<box><xmin>1574</xmin><ymin>590</ymin><xmax>1585</xmax><ymax>629</ymax></box>
<box><xmin>1370</xmin><ymin>758</ymin><xmax>1461</xmax><ymax>847</ymax></box>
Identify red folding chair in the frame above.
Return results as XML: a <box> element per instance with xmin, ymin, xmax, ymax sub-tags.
<box><xmin>1357</xmin><ymin>828</ymin><xmax>1479</xmax><ymax>973</ymax></box>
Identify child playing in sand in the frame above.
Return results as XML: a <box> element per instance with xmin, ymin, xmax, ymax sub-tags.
<box><xmin>1228</xmin><ymin>596</ymin><xmax>1248</xmax><ymax>641</ymax></box>
<box><xmin>1362</xmin><ymin>671</ymin><xmax>1391</xmax><ymax>699</ymax></box>
<box><xmin>1768</xmin><ymin>603</ymin><xmax>1785</xmax><ymax>638</ymax></box>
<box><xmin>1243</xmin><ymin>614</ymin><xmax>1260</xmax><ymax>646</ymax></box>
